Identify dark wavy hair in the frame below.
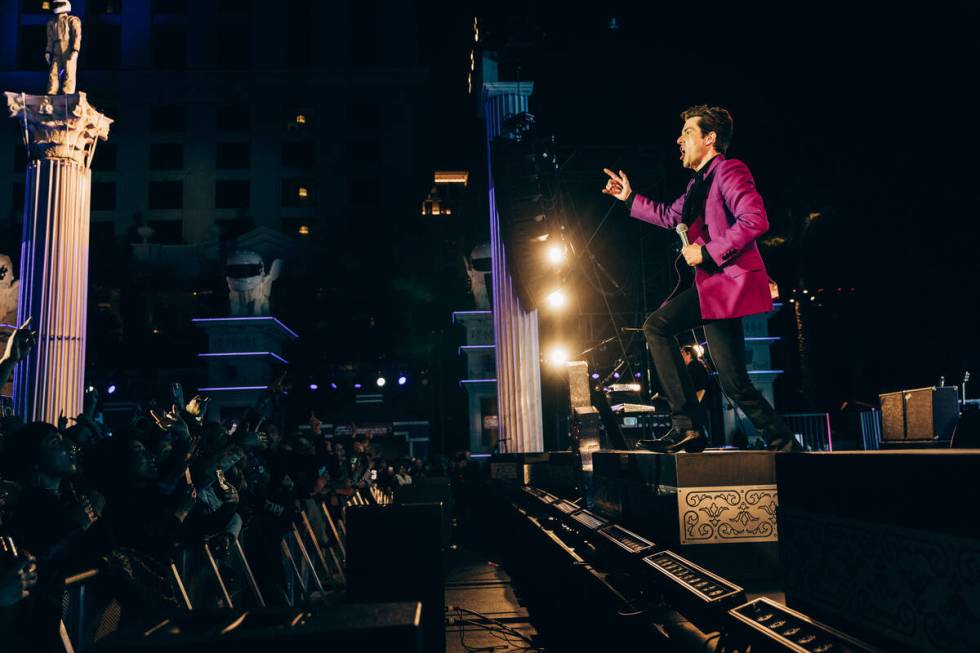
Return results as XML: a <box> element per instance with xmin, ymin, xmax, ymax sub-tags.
<box><xmin>681</xmin><ymin>105</ymin><xmax>734</xmax><ymax>154</ymax></box>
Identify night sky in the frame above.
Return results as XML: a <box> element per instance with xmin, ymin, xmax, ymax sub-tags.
<box><xmin>422</xmin><ymin>3</ymin><xmax>980</xmax><ymax>413</ymax></box>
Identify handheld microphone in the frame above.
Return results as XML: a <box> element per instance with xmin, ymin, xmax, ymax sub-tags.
<box><xmin>675</xmin><ymin>223</ymin><xmax>690</xmax><ymax>247</ymax></box>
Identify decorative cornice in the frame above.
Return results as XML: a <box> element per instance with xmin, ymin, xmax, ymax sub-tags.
<box><xmin>482</xmin><ymin>81</ymin><xmax>534</xmax><ymax>99</ymax></box>
<box><xmin>4</xmin><ymin>91</ymin><xmax>112</xmax><ymax>168</ymax></box>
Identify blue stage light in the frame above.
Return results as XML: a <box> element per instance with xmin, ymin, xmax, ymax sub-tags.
<box><xmin>309</xmin><ymin>383</ymin><xmax>318</xmax><ymax>391</ymax></box>
<box><xmin>107</xmin><ymin>384</ymin><xmax>117</xmax><ymax>395</ymax></box>
<box><xmin>398</xmin><ymin>376</ymin><xmax>407</xmax><ymax>386</ymax></box>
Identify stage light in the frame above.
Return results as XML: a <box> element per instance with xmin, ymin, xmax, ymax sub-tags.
<box><xmin>297</xmin><ymin>187</ymin><xmax>309</xmax><ymax>199</ymax></box>
<box><xmin>693</xmin><ymin>344</ymin><xmax>705</xmax><ymax>358</ymax></box>
<box><xmin>298</xmin><ymin>225</ymin><xmax>310</xmax><ymax>236</ymax></box>
<box><xmin>545</xmin><ymin>346</ymin><xmax>569</xmax><ymax>367</ymax></box>
<box><xmin>354</xmin><ymin>383</ymin><xmax>363</xmax><ymax>390</ymax></box>
<box><xmin>546</xmin><ymin>244</ymin><xmax>566</xmax><ymax>265</ymax></box>
<box><xmin>330</xmin><ymin>382</ymin><xmax>338</xmax><ymax>390</ymax></box>
<box><xmin>106</xmin><ymin>384</ymin><xmax>117</xmax><ymax>395</ymax></box>
<box><xmin>398</xmin><ymin>376</ymin><xmax>407</xmax><ymax>386</ymax></box>
<box><xmin>634</xmin><ymin>372</ymin><xmax>642</xmax><ymax>379</ymax></box>
<box><xmin>591</xmin><ymin>372</ymin><xmax>600</xmax><ymax>380</ymax></box>
<box><xmin>546</xmin><ymin>289</ymin><xmax>567</xmax><ymax>310</ymax></box>
<box><xmin>376</xmin><ymin>376</ymin><xmax>387</xmax><ymax>387</ymax></box>
<box><xmin>309</xmin><ymin>383</ymin><xmax>318</xmax><ymax>391</ymax></box>
<box><xmin>613</xmin><ymin>372</ymin><xmax>621</xmax><ymax>379</ymax></box>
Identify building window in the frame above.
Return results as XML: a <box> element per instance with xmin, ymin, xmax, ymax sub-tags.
<box><xmin>91</xmin><ymin>142</ymin><xmax>117</xmax><ymax>172</ymax></box>
<box><xmin>282</xmin><ymin>179</ymin><xmax>315</xmax><ymax>207</ymax></box>
<box><xmin>215</xmin><ymin>5</ymin><xmax>252</xmax><ymax>69</ymax></box>
<box><xmin>281</xmin><ymin>218</ymin><xmax>313</xmax><ymax>237</ymax></box>
<box><xmin>149</xmin><ymin>143</ymin><xmax>183</xmax><ymax>170</ymax></box>
<box><xmin>16</xmin><ymin>25</ymin><xmax>46</xmax><ymax>71</ymax></box>
<box><xmin>283</xmin><ymin>107</ymin><xmax>314</xmax><ymax>132</ymax></box>
<box><xmin>216</xmin><ymin>142</ymin><xmax>250</xmax><ymax>169</ymax></box>
<box><xmin>216</xmin><ymin>106</ymin><xmax>250</xmax><ymax>132</ymax></box>
<box><xmin>88</xmin><ymin>0</ymin><xmax>123</xmax><ymax>14</ymax></box>
<box><xmin>19</xmin><ymin>0</ymin><xmax>48</xmax><ymax>14</ymax></box>
<box><xmin>215</xmin><ymin>180</ymin><xmax>250</xmax><ymax>209</ymax></box>
<box><xmin>348</xmin><ymin>0</ymin><xmax>377</xmax><ymax>68</ymax></box>
<box><xmin>91</xmin><ymin>182</ymin><xmax>116</xmax><ymax>211</ymax></box>
<box><xmin>151</xmin><ymin>24</ymin><xmax>187</xmax><ymax>69</ymax></box>
<box><xmin>349</xmin><ymin>103</ymin><xmax>384</xmax><ymax>130</ymax></box>
<box><xmin>150</xmin><ymin>106</ymin><xmax>186</xmax><ymax>133</ymax></box>
<box><xmin>284</xmin><ymin>0</ymin><xmax>313</xmax><ymax>66</ymax></box>
<box><xmin>147</xmin><ymin>220</ymin><xmax>183</xmax><ymax>244</ymax></box>
<box><xmin>151</xmin><ymin>0</ymin><xmax>187</xmax><ymax>15</ymax></box>
<box><xmin>348</xmin><ymin>140</ymin><xmax>384</xmax><ymax>170</ymax></box>
<box><xmin>281</xmin><ymin>141</ymin><xmax>315</xmax><ymax>168</ymax></box>
<box><xmin>81</xmin><ymin>24</ymin><xmax>122</xmax><ymax>69</ymax></box>
<box><xmin>148</xmin><ymin>181</ymin><xmax>183</xmax><ymax>210</ymax></box>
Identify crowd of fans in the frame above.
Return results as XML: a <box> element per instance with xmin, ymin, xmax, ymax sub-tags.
<box><xmin>0</xmin><ymin>322</ymin><xmax>475</xmax><ymax>652</ymax></box>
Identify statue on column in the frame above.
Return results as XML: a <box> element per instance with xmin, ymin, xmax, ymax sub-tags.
<box><xmin>45</xmin><ymin>0</ymin><xmax>82</xmax><ymax>95</ymax></box>
<box><xmin>0</xmin><ymin>254</ymin><xmax>19</xmax><ymax>325</ymax></box>
<box><xmin>226</xmin><ymin>250</ymin><xmax>282</xmax><ymax>316</ymax></box>
<box><xmin>464</xmin><ymin>242</ymin><xmax>492</xmax><ymax>309</ymax></box>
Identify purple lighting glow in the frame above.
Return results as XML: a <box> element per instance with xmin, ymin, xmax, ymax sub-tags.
<box><xmin>398</xmin><ymin>376</ymin><xmax>407</xmax><ymax>386</ymax></box>
<box><xmin>330</xmin><ymin>382</ymin><xmax>338</xmax><ymax>390</ymax></box>
<box><xmin>197</xmin><ymin>351</ymin><xmax>289</xmax><ymax>364</ymax></box>
<box><xmin>354</xmin><ymin>383</ymin><xmax>363</xmax><ymax>390</ymax></box>
<box><xmin>197</xmin><ymin>385</ymin><xmax>270</xmax><ymax>392</ymax></box>
<box><xmin>106</xmin><ymin>384</ymin><xmax>117</xmax><ymax>395</ymax></box>
<box><xmin>192</xmin><ymin>317</ymin><xmax>299</xmax><ymax>339</ymax></box>
<box><xmin>613</xmin><ymin>372</ymin><xmax>621</xmax><ymax>379</ymax></box>
<box><xmin>634</xmin><ymin>372</ymin><xmax>642</xmax><ymax>379</ymax></box>
<box><xmin>309</xmin><ymin>383</ymin><xmax>318</xmax><ymax>391</ymax></box>
<box><xmin>591</xmin><ymin>372</ymin><xmax>600</xmax><ymax>380</ymax></box>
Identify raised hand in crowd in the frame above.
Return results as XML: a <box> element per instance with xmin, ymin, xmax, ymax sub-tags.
<box><xmin>0</xmin><ymin>545</ymin><xmax>37</xmax><ymax>607</ymax></box>
<box><xmin>0</xmin><ymin>317</ymin><xmax>37</xmax><ymax>387</ymax></box>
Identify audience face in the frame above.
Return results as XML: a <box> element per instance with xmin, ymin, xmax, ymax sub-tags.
<box><xmin>128</xmin><ymin>440</ymin><xmax>158</xmax><ymax>481</ymax></box>
<box><xmin>38</xmin><ymin>428</ymin><xmax>77</xmax><ymax>478</ymax></box>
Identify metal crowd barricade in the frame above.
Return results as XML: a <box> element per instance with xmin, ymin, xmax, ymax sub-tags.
<box><xmin>860</xmin><ymin>408</ymin><xmax>882</xmax><ymax>450</ymax></box>
<box><xmin>780</xmin><ymin>412</ymin><xmax>833</xmax><ymax>450</ymax></box>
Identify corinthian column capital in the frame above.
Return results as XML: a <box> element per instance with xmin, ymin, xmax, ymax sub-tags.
<box><xmin>4</xmin><ymin>91</ymin><xmax>112</xmax><ymax>168</ymax></box>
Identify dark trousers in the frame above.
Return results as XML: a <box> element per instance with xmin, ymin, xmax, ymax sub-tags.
<box><xmin>642</xmin><ymin>285</ymin><xmax>792</xmax><ymax>444</ymax></box>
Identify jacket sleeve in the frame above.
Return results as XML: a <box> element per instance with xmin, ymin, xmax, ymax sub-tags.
<box><xmin>628</xmin><ymin>190</ymin><xmax>686</xmax><ymax>229</ymax></box>
<box><xmin>703</xmin><ymin>159</ymin><xmax>769</xmax><ymax>267</ymax></box>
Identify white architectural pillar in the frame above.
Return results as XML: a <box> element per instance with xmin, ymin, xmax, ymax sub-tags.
<box><xmin>482</xmin><ymin>81</ymin><xmax>544</xmax><ymax>453</ymax></box>
<box><xmin>4</xmin><ymin>92</ymin><xmax>111</xmax><ymax>423</ymax></box>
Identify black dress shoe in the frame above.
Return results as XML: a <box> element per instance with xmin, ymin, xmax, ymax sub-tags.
<box><xmin>767</xmin><ymin>436</ymin><xmax>803</xmax><ymax>452</ymax></box>
<box><xmin>647</xmin><ymin>428</ymin><xmax>707</xmax><ymax>454</ymax></box>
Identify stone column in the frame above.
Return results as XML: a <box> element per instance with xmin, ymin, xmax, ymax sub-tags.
<box><xmin>482</xmin><ymin>80</ymin><xmax>544</xmax><ymax>453</ymax></box>
<box><xmin>4</xmin><ymin>92</ymin><xmax>112</xmax><ymax>424</ymax></box>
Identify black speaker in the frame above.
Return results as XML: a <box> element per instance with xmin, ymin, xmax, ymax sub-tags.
<box><xmin>491</xmin><ymin>135</ymin><xmax>557</xmax><ymax>310</ymax></box>
<box><xmin>346</xmin><ymin>503</ymin><xmax>444</xmax><ymax>652</ymax></box>
<box><xmin>879</xmin><ymin>386</ymin><xmax>959</xmax><ymax>441</ymax></box>
<box><xmin>394</xmin><ymin>477</ymin><xmax>452</xmax><ymax>548</ymax></box>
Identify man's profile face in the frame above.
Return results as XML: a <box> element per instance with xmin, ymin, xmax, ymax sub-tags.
<box><xmin>681</xmin><ymin>350</ymin><xmax>692</xmax><ymax>365</ymax></box>
<box><xmin>676</xmin><ymin>117</ymin><xmax>716</xmax><ymax>170</ymax></box>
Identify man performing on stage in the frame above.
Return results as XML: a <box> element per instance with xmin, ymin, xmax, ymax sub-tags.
<box><xmin>602</xmin><ymin>105</ymin><xmax>800</xmax><ymax>453</ymax></box>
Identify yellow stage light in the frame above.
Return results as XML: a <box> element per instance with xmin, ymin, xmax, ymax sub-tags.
<box><xmin>546</xmin><ymin>289</ymin><xmax>567</xmax><ymax>309</ymax></box>
<box><xmin>545</xmin><ymin>346</ymin><xmax>569</xmax><ymax>367</ymax></box>
<box><xmin>546</xmin><ymin>244</ymin><xmax>566</xmax><ymax>265</ymax></box>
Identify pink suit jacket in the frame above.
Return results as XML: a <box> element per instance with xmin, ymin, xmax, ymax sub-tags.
<box><xmin>629</xmin><ymin>154</ymin><xmax>773</xmax><ymax>320</ymax></box>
